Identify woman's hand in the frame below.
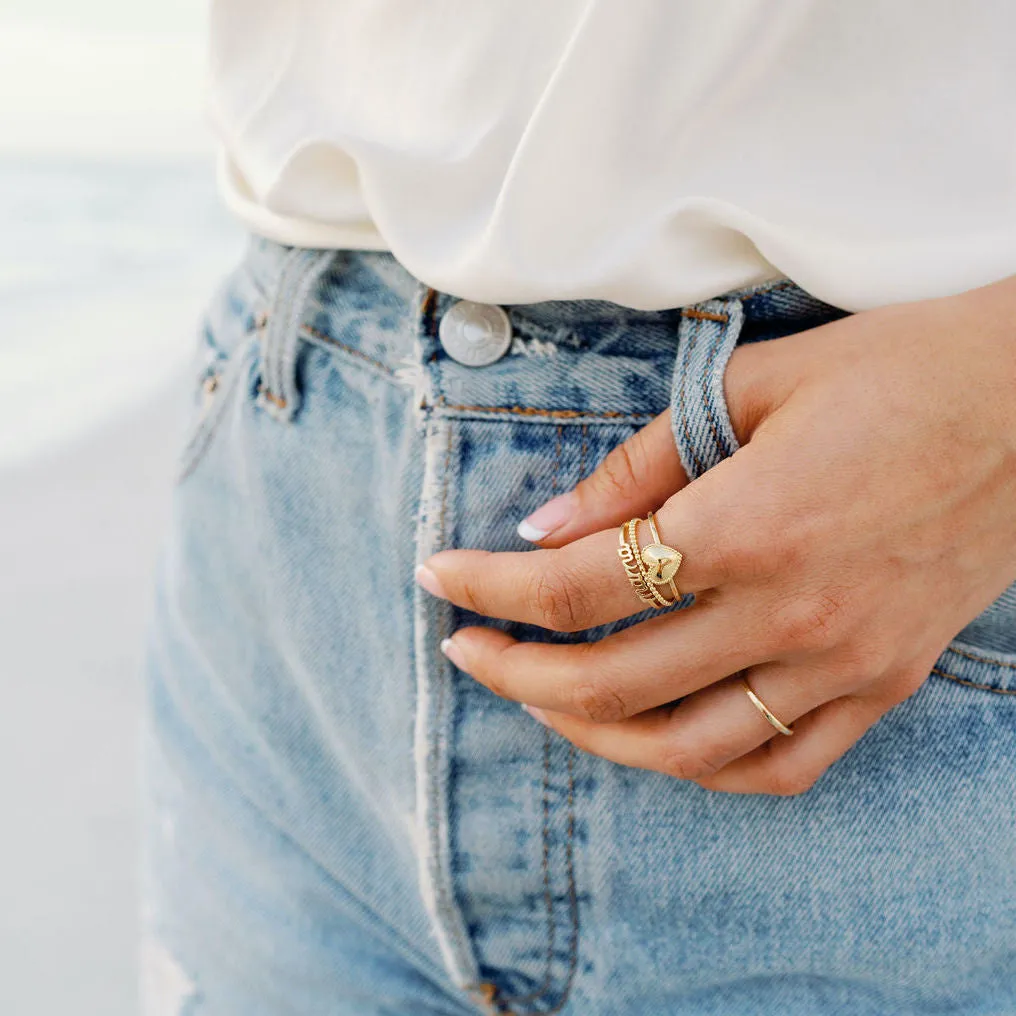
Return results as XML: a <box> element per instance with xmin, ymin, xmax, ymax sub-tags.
<box><xmin>416</xmin><ymin>277</ymin><xmax>1016</xmax><ymax>795</ymax></box>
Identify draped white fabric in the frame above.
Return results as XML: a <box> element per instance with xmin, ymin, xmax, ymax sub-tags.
<box><xmin>209</xmin><ymin>0</ymin><xmax>1016</xmax><ymax>311</ymax></box>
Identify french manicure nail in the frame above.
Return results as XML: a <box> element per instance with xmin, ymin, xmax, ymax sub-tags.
<box><xmin>521</xmin><ymin>702</ymin><xmax>551</xmax><ymax>727</ymax></box>
<box><xmin>415</xmin><ymin>564</ymin><xmax>446</xmax><ymax>599</ymax></box>
<box><xmin>517</xmin><ymin>492</ymin><xmax>574</xmax><ymax>542</ymax></box>
<box><xmin>440</xmin><ymin>637</ymin><xmax>467</xmax><ymax>671</ymax></box>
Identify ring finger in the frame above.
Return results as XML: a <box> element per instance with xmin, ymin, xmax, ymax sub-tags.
<box><xmin>519</xmin><ymin>660</ymin><xmax>842</xmax><ymax>780</ymax></box>
<box><xmin>444</xmin><ymin>596</ymin><xmax>778</xmax><ymax>721</ymax></box>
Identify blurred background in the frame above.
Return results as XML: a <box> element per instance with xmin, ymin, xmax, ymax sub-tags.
<box><xmin>0</xmin><ymin>3</ymin><xmax>241</xmax><ymax>1012</ymax></box>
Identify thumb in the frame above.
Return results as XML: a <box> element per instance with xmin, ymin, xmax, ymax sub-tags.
<box><xmin>517</xmin><ymin>412</ymin><xmax>688</xmax><ymax>547</ymax></box>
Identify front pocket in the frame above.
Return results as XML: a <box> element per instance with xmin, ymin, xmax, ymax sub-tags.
<box><xmin>174</xmin><ymin>259</ymin><xmax>268</xmax><ymax>484</ymax></box>
<box><xmin>932</xmin><ymin>582</ymin><xmax>1016</xmax><ymax>697</ymax></box>
<box><xmin>932</xmin><ymin>640</ymin><xmax>1016</xmax><ymax>696</ymax></box>
<box><xmin>175</xmin><ymin>331</ymin><xmax>258</xmax><ymax>484</ymax></box>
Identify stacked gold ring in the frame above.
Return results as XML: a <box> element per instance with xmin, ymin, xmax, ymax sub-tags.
<box><xmin>617</xmin><ymin>511</ymin><xmax>683</xmax><ymax>609</ymax></box>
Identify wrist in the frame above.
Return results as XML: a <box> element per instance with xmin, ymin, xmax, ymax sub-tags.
<box><xmin>949</xmin><ymin>274</ymin><xmax>1016</xmax><ymax>440</ymax></box>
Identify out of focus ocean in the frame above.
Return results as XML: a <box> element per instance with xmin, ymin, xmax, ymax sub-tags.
<box><xmin>0</xmin><ymin>152</ymin><xmax>240</xmax><ymax>1016</ymax></box>
<box><xmin>0</xmin><ymin>156</ymin><xmax>241</xmax><ymax>467</ymax></box>
<box><xmin>0</xmin><ymin>5</ymin><xmax>257</xmax><ymax>1010</ymax></box>
<box><xmin>0</xmin><ymin>9</ymin><xmax>249</xmax><ymax>999</ymax></box>
<box><xmin>0</xmin><ymin>152</ymin><xmax>242</xmax><ymax>1015</ymax></box>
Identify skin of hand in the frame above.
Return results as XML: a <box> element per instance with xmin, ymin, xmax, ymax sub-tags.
<box><xmin>415</xmin><ymin>276</ymin><xmax>1016</xmax><ymax>795</ymax></box>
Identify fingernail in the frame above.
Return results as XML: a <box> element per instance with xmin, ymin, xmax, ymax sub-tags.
<box><xmin>440</xmin><ymin>637</ymin><xmax>467</xmax><ymax>670</ymax></box>
<box><xmin>521</xmin><ymin>702</ymin><xmax>551</xmax><ymax>727</ymax></box>
<box><xmin>517</xmin><ymin>493</ymin><xmax>574</xmax><ymax>542</ymax></box>
<box><xmin>415</xmin><ymin>564</ymin><xmax>446</xmax><ymax>599</ymax></box>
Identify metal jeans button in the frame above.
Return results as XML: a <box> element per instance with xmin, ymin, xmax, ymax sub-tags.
<box><xmin>438</xmin><ymin>300</ymin><xmax>512</xmax><ymax>367</ymax></box>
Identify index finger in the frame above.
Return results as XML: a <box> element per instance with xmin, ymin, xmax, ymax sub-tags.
<box><xmin>418</xmin><ymin>454</ymin><xmax>754</xmax><ymax>631</ymax></box>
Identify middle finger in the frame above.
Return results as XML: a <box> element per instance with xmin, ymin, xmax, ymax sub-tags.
<box><xmin>441</xmin><ymin>595</ymin><xmax>776</xmax><ymax>722</ymax></box>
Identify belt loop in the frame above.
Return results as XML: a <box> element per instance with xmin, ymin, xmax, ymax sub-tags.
<box><xmin>257</xmin><ymin>248</ymin><xmax>337</xmax><ymax>423</ymax></box>
<box><xmin>669</xmin><ymin>297</ymin><xmax>746</xmax><ymax>481</ymax></box>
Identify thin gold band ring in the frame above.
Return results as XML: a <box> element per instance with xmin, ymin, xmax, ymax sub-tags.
<box><xmin>741</xmin><ymin>676</ymin><xmax>794</xmax><ymax>736</ymax></box>
<box><xmin>646</xmin><ymin>511</ymin><xmax>681</xmax><ymax>603</ymax></box>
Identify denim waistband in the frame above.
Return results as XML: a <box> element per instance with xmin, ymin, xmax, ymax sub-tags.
<box><xmin>240</xmin><ymin>236</ymin><xmax>846</xmax><ymax>362</ymax></box>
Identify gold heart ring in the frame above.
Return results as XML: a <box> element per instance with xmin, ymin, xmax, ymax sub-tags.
<box><xmin>616</xmin><ymin>511</ymin><xmax>683</xmax><ymax>609</ymax></box>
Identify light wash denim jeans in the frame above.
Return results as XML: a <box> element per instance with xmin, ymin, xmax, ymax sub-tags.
<box><xmin>141</xmin><ymin>238</ymin><xmax>1016</xmax><ymax>1015</ymax></box>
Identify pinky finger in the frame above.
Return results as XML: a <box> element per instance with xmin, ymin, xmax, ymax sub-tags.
<box><xmin>694</xmin><ymin>692</ymin><xmax>892</xmax><ymax>797</ymax></box>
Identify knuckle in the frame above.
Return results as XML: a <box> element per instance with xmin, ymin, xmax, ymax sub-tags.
<box><xmin>885</xmin><ymin>665</ymin><xmax>929</xmax><ymax>704</ymax></box>
<box><xmin>773</xmin><ymin>588</ymin><xmax>851</xmax><ymax>653</ymax></box>
<box><xmin>710</xmin><ymin>523</ymin><xmax>783</xmax><ymax>584</ymax></box>
<box><xmin>593</xmin><ymin>439</ymin><xmax>644</xmax><ymax>502</ymax></box>
<box><xmin>476</xmin><ymin>642</ymin><xmax>515</xmax><ymax>700</ymax></box>
<box><xmin>829</xmin><ymin>638</ymin><xmax>891</xmax><ymax>689</ymax></box>
<box><xmin>456</xmin><ymin>568</ymin><xmax>490</xmax><ymax>616</ymax></box>
<box><xmin>525</xmin><ymin>562</ymin><xmax>590</xmax><ymax>632</ymax></box>
<box><xmin>570</xmin><ymin>676</ymin><xmax>631</xmax><ymax>724</ymax></box>
<box><xmin>657</xmin><ymin>742</ymin><xmax>720</xmax><ymax>782</ymax></box>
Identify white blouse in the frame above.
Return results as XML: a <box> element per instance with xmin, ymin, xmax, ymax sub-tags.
<box><xmin>208</xmin><ymin>1</ymin><xmax>1016</xmax><ymax>312</ymax></box>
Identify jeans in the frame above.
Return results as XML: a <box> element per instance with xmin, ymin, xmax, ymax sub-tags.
<box><xmin>141</xmin><ymin>237</ymin><xmax>1016</xmax><ymax>1015</ymax></box>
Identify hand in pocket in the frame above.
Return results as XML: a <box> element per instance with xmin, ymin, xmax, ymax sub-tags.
<box><xmin>418</xmin><ymin>278</ymin><xmax>1016</xmax><ymax>795</ymax></box>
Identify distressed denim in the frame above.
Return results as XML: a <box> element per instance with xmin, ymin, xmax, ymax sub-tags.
<box><xmin>141</xmin><ymin>238</ymin><xmax>1016</xmax><ymax>1015</ymax></box>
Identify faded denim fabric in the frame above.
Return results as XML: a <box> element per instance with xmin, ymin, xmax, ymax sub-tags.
<box><xmin>141</xmin><ymin>238</ymin><xmax>1016</xmax><ymax>1016</ymax></box>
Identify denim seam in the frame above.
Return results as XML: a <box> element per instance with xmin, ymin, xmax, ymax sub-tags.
<box><xmin>412</xmin><ymin>283</ymin><xmax>483</xmax><ymax>994</ymax></box>
<box><xmin>683</xmin><ymin>308</ymin><xmax>729</xmax><ymax>323</ymax></box>
<box><xmin>437</xmin><ymin>447</ymin><xmax>478</xmax><ymax>988</ymax></box>
<box><xmin>298</xmin><ymin>323</ymin><xmax>395</xmax><ymax>378</ymax></box>
<box><xmin>946</xmin><ymin>643</ymin><xmax>1016</xmax><ymax>670</ymax></box>
<box><xmin>427</xmin><ymin>284</ymin><xmax>491</xmax><ymax>999</ymax></box>
<box><xmin>506</xmin><ymin>749</ymin><xmax>579</xmax><ymax>1016</ymax></box>
<box><xmin>427</xmin><ymin>397</ymin><xmax>653</xmax><ymax>425</ymax></box>
<box><xmin>699</xmin><ymin>301</ymin><xmax>744</xmax><ymax>463</ymax></box>
<box><xmin>498</xmin><ymin>427</ymin><xmax>565</xmax><ymax>1012</ymax></box>
<box><xmin>499</xmin><ymin>729</ymin><xmax>556</xmax><ymax>1009</ymax></box>
<box><xmin>422</xmin><ymin>288</ymin><xmax>445</xmax><ymax>406</ymax></box>
<box><xmin>699</xmin><ymin>320</ymin><xmax>735</xmax><ymax>460</ymax></box>
<box><xmin>439</xmin><ymin>421</ymin><xmax>453</xmax><ymax>545</ymax></box>
<box><xmin>292</xmin><ymin>318</ymin><xmax>656</xmax><ymax>423</ymax></box>
<box><xmin>558</xmin><ymin>743</ymin><xmax>580</xmax><ymax>1015</ymax></box>
<box><xmin>931</xmin><ymin>668</ymin><xmax>1016</xmax><ymax>695</ymax></box>
<box><xmin>496</xmin><ymin>428</ymin><xmax>580</xmax><ymax>1016</ymax></box>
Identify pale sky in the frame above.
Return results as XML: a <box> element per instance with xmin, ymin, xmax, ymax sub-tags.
<box><xmin>0</xmin><ymin>2</ymin><xmax>212</xmax><ymax>157</ymax></box>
